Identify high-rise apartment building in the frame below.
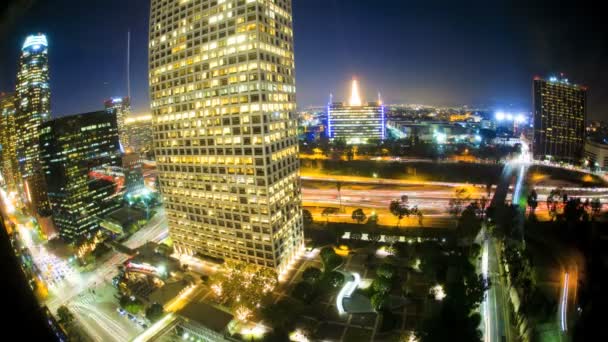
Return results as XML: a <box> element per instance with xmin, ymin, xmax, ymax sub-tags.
<box><xmin>533</xmin><ymin>75</ymin><xmax>587</xmax><ymax>162</ymax></box>
<box><xmin>15</xmin><ymin>34</ymin><xmax>51</xmax><ymax>215</ymax></box>
<box><xmin>0</xmin><ymin>93</ymin><xmax>20</xmax><ymax>191</ymax></box>
<box><xmin>105</xmin><ymin>97</ymin><xmax>131</xmax><ymax>152</ymax></box>
<box><xmin>40</xmin><ymin>111</ymin><xmax>122</xmax><ymax>241</ymax></box>
<box><xmin>327</xmin><ymin>79</ymin><xmax>386</xmax><ymax>144</ymax></box>
<box><xmin>149</xmin><ymin>0</ymin><xmax>302</xmax><ymax>273</ymax></box>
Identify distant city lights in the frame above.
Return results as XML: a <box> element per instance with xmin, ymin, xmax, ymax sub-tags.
<box><xmin>495</xmin><ymin>111</ymin><xmax>527</xmax><ymax>123</ymax></box>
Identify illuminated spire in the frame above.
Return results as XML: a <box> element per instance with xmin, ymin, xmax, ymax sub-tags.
<box><xmin>349</xmin><ymin>78</ymin><xmax>362</xmax><ymax>106</ymax></box>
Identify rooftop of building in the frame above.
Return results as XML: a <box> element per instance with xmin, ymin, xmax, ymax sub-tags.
<box><xmin>104</xmin><ymin>207</ymin><xmax>147</xmax><ymax>227</ymax></box>
<box><xmin>178</xmin><ymin>301</ymin><xmax>234</xmax><ymax>334</ymax></box>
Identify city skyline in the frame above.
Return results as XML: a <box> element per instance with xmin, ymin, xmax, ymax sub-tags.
<box><xmin>0</xmin><ymin>1</ymin><xmax>606</xmax><ymax>342</ymax></box>
<box><xmin>1</xmin><ymin>1</ymin><xmax>607</xmax><ymax>119</ymax></box>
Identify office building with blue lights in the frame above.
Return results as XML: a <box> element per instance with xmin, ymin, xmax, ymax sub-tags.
<box><xmin>15</xmin><ymin>34</ymin><xmax>52</xmax><ymax>215</ymax></box>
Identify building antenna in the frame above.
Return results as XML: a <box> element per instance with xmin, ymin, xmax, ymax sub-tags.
<box><xmin>127</xmin><ymin>29</ymin><xmax>131</xmax><ymax>100</ymax></box>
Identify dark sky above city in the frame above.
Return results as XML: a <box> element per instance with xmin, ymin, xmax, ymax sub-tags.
<box><xmin>0</xmin><ymin>0</ymin><xmax>607</xmax><ymax>119</ymax></box>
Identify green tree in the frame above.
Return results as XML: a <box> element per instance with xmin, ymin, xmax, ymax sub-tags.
<box><xmin>377</xmin><ymin>263</ymin><xmax>396</xmax><ymax>280</ymax></box>
<box><xmin>448</xmin><ymin>187</ymin><xmax>471</xmax><ymax>217</ymax></box>
<box><xmin>325</xmin><ymin>271</ymin><xmax>344</xmax><ymax>288</ymax></box>
<box><xmin>57</xmin><ymin>305</ymin><xmax>74</xmax><ymax>325</ymax></box>
<box><xmin>372</xmin><ymin>277</ymin><xmax>391</xmax><ymax>294</ymax></box>
<box><xmin>261</xmin><ymin>299</ymin><xmax>301</xmax><ymax>332</ymax></box>
<box><xmin>457</xmin><ymin>205</ymin><xmax>481</xmax><ymax>246</ymax></box>
<box><xmin>302</xmin><ymin>267</ymin><xmax>322</xmax><ymax>284</ymax></box>
<box><xmin>120</xmin><ymin>296</ymin><xmax>143</xmax><ymax>314</ymax></box>
<box><xmin>145</xmin><ymin>303</ymin><xmax>165</xmax><ymax>323</ymax></box>
<box><xmin>321</xmin><ymin>207</ymin><xmax>339</xmax><ymax>225</ymax></box>
<box><xmin>320</xmin><ymin>247</ymin><xmax>343</xmax><ymax>272</ymax></box>
<box><xmin>302</xmin><ymin>209</ymin><xmax>313</xmax><ymax>226</ymax></box>
<box><xmin>463</xmin><ymin>274</ymin><xmax>490</xmax><ymax>310</ymax></box>
<box><xmin>292</xmin><ymin>281</ymin><xmax>316</xmax><ymax>303</ymax></box>
<box><xmin>209</xmin><ymin>261</ymin><xmax>278</xmax><ymax>310</ymax></box>
<box><xmin>371</xmin><ymin>292</ymin><xmax>389</xmax><ymax>311</ymax></box>
<box><xmin>389</xmin><ymin>199</ymin><xmax>411</xmax><ymax>228</ymax></box>
<box><xmin>351</xmin><ymin>208</ymin><xmax>367</xmax><ymax>224</ymax></box>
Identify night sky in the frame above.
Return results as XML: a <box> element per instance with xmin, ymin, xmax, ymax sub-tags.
<box><xmin>1</xmin><ymin>1</ymin><xmax>606</xmax><ymax>119</ymax></box>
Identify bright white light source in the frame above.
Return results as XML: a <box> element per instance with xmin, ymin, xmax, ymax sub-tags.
<box><xmin>430</xmin><ymin>284</ymin><xmax>446</xmax><ymax>301</ymax></box>
<box><xmin>337</xmin><ymin>272</ymin><xmax>361</xmax><ymax>314</ymax></box>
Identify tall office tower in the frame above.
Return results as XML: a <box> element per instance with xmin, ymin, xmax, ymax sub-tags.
<box><xmin>125</xmin><ymin>115</ymin><xmax>154</xmax><ymax>156</ymax></box>
<box><xmin>122</xmin><ymin>152</ymin><xmax>145</xmax><ymax>195</ymax></box>
<box><xmin>15</xmin><ymin>34</ymin><xmax>51</xmax><ymax>215</ymax></box>
<box><xmin>149</xmin><ymin>0</ymin><xmax>302</xmax><ymax>273</ymax></box>
<box><xmin>533</xmin><ymin>75</ymin><xmax>587</xmax><ymax>162</ymax></box>
<box><xmin>327</xmin><ymin>79</ymin><xmax>386</xmax><ymax>144</ymax></box>
<box><xmin>105</xmin><ymin>97</ymin><xmax>131</xmax><ymax>152</ymax></box>
<box><xmin>40</xmin><ymin>111</ymin><xmax>122</xmax><ymax>241</ymax></box>
<box><xmin>0</xmin><ymin>93</ymin><xmax>20</xmax><ymax>191</ymax></box>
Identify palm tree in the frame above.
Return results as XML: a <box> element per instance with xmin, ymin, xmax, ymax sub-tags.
<box><xmin>336</xmin><ymin>181</ymin><xmax>343</xmax><ymax>212</ymax></box>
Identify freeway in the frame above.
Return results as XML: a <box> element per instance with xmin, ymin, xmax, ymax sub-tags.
<box><xmin>481</xmin><ymin>233</ymin><xmax>512</xmax><ymax>342</ymax></box>
<box><xmin>481</xmin><ymin>143</ymin><xmax>531</xmax><ymax>342</ymax></box>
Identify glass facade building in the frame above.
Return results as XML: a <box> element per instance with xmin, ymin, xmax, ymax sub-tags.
<box><xmin>15</xmin><ymin>34</ymin><xmax>51</xmax><ymax>215</ymax></box>
<box><xmin>105</xmin><ymin>97</ymin><xmax>131</xmax><ymax>152</ymax></box>
<box><xmin>40</xmin><ymin>111</ymin><xmax>122</xmax><ymax>241</ymax></box>
<box><xmin>533</xmin><ymin>76</ymin><xmax>587</xmax><ymax>162</ymax></box>
<box><xmin>148</xmin><ymin>0</ymin><xmax>303</xmax><ymax>272</ymax></box>
<box><xmin>0</xmin><ymin>93</ymin><xmax>20</xmax><ymax>191</ymax></box>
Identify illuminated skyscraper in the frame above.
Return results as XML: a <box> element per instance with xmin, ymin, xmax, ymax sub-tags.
<box><xmin>149</xmin><ymin>0</ymin><xmax>302</xmax><ymax>272</ymax></box>
<box><xmin>0</xmin><ymin>93</ymin><xmax>20</xmax><ymax>191</ymax></box>
<box><xmin>105</xmin><ymin>97</ymin><xmax>130</xmax><ymax>152</ymax></box>
<box><xmin>327</xmin><ymin>79</ymin><xmax>386</xmax><ymax>144</ymax></box>
<box><xmin>15</xmin><ymin>34</ymin><xmax>51</xmax><ymax>215</ymax></box>
<box><xmin>533</xmin><ymin>75</ymin><xmax>587</xmax><ymax>162</ymax></box>
<box><xmin>40</xmin><ymin>111</ymin><xmax>122</xmax><ymax>241</ymax></box>
<box><xmin>125</xmin><ymin>115</ymin><xmax>154</xmax><ymax>156</ymax></box>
